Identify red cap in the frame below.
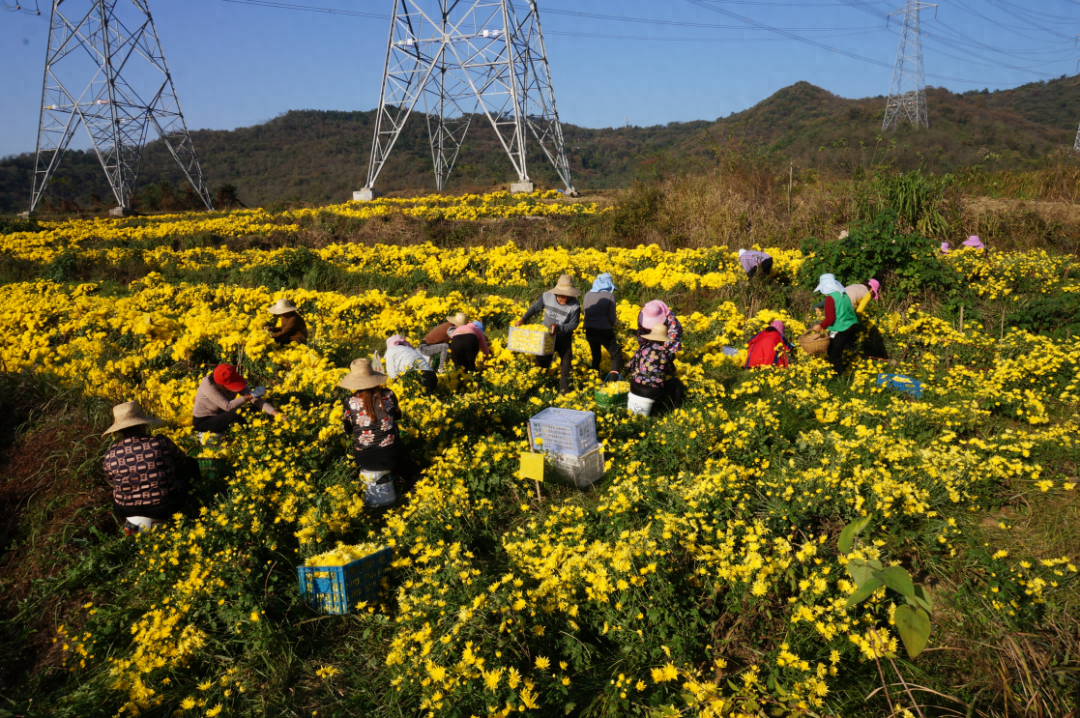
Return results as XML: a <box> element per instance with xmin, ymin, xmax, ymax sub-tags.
<box><xmin>213</xmin><ymin>364</ymin><xmax>247</xmax><ymax>393</ymax></box>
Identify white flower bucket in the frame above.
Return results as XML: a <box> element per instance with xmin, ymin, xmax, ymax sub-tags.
<box><xmin>360</xmin><ymin>469</ymin><xmax>397</xmax><ymax>507</ymax></box>
<box><xmin>124</xmin><ymin>516</ymin><xmax>165</xmax><ymax>534</ymax></box>
<box><xmin>627</xmin><ymin>392</ymin><xmax>655</xmax><ymax>417</ymax></box>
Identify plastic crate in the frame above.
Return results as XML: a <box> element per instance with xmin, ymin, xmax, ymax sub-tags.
<box><xmin>297</xmin><ymin>547</ymin><xmax>394</xmax><ymax>615</ymax></box>
<box><xmin>876</xmin><ymin>373</ymin><xmax>924</xmax><ymax>399</ymax></box>
<box><xmin>197</xmin><ymin>457</ymin><xmax>229</xmax><ymax>481</ymax></box>
<box><xmin>509</xmin><ymin>325</ymin><xmax>555</xmax><ymax>356</ymax></box>
<box><xmin>546</xmin><ymin>445</ymin><xmax>605</xmax><ymax>488</ymax></box>
<box><xmin>594</xmin><ymin>388</ymin><xmax>628</xmax><ymax>409</ymax></box>
<box><xmin>528</xmin><ymin>407</ymin><xmax>598</xmax><ymax>456</ymax></box>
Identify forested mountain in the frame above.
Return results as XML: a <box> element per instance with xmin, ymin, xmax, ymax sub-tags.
<box><xmin>2</xmin><ymin>74</ymin><xmax>1078</xmax><ymax>212</ymax></box>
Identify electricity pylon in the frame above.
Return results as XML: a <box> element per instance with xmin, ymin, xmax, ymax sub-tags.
<box><xmin>882</xmin><ymin>0</ymin><xmax>936</xmax><ymax>131</ymax></box>
<box><xmin>29</xmin><ymin>0</ymin><xmax>212</xmax><ymax>215</ymax></box>
<box><xmin>358</xmin><ymin>0</ymin><xmax>577</xmax><ymax>199</ymax></box>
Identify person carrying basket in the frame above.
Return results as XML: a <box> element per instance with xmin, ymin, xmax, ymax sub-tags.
<box><xmin>811</xmin><ymin>273</ymin><xmax>860</xmax><ymax>375</ymax></box>
<box><xmin>515</xmin><ymin>274</ymin><xmax>581</xmax><ymax>395</ymax></box>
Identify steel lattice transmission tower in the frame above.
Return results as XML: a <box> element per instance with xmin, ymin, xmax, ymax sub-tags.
<box><xmin>357</xmin><ymin>0</ymin><xmax>577</xmax><ymax>199</ymax></box>
<box><xmin>882</xmin><ymin>0</ymin><xmax>937</xmax><ymax>131</ymax></box>
<box><xmin>1073</xmin><ymin>121</ymin><xmax>1080</xmax><ymax>153</ymax></box>
<box><xmin>29</xmin><ymin>0</ymin><xmax>212</xmax><ymax>215</ymax></box>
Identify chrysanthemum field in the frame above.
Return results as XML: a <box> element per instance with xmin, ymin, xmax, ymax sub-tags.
<box><xmin>0</xmin><ymin>192</ymin><xmax>1077</xmax><ymax>718</ymax></box>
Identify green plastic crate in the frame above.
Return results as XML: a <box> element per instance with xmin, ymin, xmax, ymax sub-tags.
<box><xmin>594</xmin><ymin>388</ymin><xmax>628</xmax><ymax>409</ymax></box>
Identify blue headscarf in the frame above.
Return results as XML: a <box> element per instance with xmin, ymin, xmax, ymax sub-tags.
<box><xmin>473</xmin><ymin>320</ymin><xmax>485</xmax><ymax>331</ymax></box>
<box><xmin>591</xmin><ymin>273</ymin><xmax>615</xmax><ymax>293</ymax></box>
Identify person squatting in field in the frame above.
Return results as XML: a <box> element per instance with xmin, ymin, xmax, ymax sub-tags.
<box><xmin>338</xmin><ymin>357</ymin><xmax>417</xmax><ymax>490</ymax></box>
<box><xmin>103</xmin><ymin>401</ymin><xmax>201</xmax><ymax>532</ymax></box>
<box><xmin>383</xmin><ymin>335</ymin><xmax>437</xmax><ymax>395</ymax></box>
<box><xmin>192</xmin><ymin>363</ymin><xmax>281</xmax><ymax>434</ymax></box>
<box><xmin>745</xmin><ymin>320</ymin><xmax>794</xmax><ymax>369</ymax></box>
<box><xmin>515</xmin><ymin>274</ymin><xmax>582</xmax><ymax>395</ymax></box>
<box><xmin>265</xmin><ymin>298</ymin><xmax>308</xmax><ymax>345</ymax></box>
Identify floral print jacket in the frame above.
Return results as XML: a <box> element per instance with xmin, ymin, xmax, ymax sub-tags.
<box><xmin>341</xmin><ymin>388</ymin><xmax>401</xmax><ymax>451</ymax></box>
<box><xmin>625</xmin><ymin>340</ymin><xmax>678</xmax><ymax>388</ymax></box>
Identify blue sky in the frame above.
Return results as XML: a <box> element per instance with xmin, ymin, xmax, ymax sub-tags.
<box><xmin>2</xmin><ymin>0</ymin><xmax>1079</xmax><ymax>158</ymax></box>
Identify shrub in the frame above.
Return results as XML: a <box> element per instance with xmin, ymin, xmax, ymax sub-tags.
<box><xmin>799</xmin><ymin>210</ymin><xmax>963</xmax><ymax>298</ymax></box>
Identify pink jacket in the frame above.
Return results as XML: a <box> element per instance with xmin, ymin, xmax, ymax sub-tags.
<box><xmin>451</xmin><ymin>323</ymin><xmax>490</xmax><ymax>355</ymax></box>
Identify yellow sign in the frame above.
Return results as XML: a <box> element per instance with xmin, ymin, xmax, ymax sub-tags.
<box><xmin>520</xmin><ymin>452</ymin><xmax>545</xmax><ymax>481</ymax></box>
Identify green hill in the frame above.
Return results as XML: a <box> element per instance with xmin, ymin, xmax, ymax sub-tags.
<box><xmin>2</xmin><ymin>75</ymin><xmax>1078</xmax><ymax>213</ymax></box>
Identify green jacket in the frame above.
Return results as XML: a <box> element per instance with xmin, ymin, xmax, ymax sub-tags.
<box><xmin>827</xmin><ymin>291</ymin><xmax>859</xmax><ymax>333</ymax></box>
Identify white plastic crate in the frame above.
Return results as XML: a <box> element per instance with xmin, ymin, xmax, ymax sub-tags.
<box><xmin>509</xmin><ymin>325</ymin><xmax>555</xmax><ymax>356</ymax></box>
<box><xmin>546</xmin><ymin>446</ymin><xmax>605</xmax><ymax>488</ymax></box>
<box><xmin>529</xmin><ymin>407</ymin><xmax>598</xmax><ymax>456</ymax></box>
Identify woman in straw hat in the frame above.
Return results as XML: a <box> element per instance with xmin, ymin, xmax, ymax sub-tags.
<box><xmin>192</xmin><ymin>363</ymin><xmax>281</xmax><ymax>433</ymax></box>
<box><xmin>339</xmin><ymin>358</ymin><xmax>415</xmax><ymax>479</ymax></box>
<box><xmin>418</xmin><ymin>311</ymin><xmax>467</xmax><ymax>374</ymax></box>
<box><xmin>514</xmin><ymin>274</ymin><xmax>581</xmax><ymax>394</ymax></box>
<box><xmin>625</xmin><ymin>322</ymin><xmax>685</xmax><ymax>413</ymax></box>
<box><xmin>103</xmin><ymin>401</ymin><xmax>199</xmax><ymax>530</ymax></box>
<box><xmin>265</xmin><ymin>297</ymin><xmax>308</xmax><ymax>345</ymax></box>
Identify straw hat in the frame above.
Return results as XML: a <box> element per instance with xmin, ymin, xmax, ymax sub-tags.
<box><xmin>103</xmin><ymin>401</ymin><xmax>163</xmax><ymax>436</ymax></box>
<box><xmin>640</xmin><ymin>323</ymin><xmax>670</xmax><ymax>343</ymax></box>
<box><xmin>446</xmin><ymin>312</ymin><xmax>469</xmax><ymax>326</ymax></box>
<box><xmin>550</xmin><ymin>274</ymin><xmax>581</xmax><ymax>297</ymax></box>
<box><xmin>339</xmin><ymin>358</ymin><xmax>388</xmax><ymax>391</ymax></box>
<box><xmin>268</xmin><ymin>298</ymin><xmax>298</xmax><ymax>315</ymax></box>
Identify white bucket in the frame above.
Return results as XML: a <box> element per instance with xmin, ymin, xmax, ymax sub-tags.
<box><xmin>627</xmin><ymin>392</ymin><xmax>655</xmax><ymax>416</ymax></box>
<box><xmin>360</xmin><ymin>469</ymin><xmax>397</xmax><ymax>507</ymax></box>
<box><xmin>125</xmin><ymin>516</ymin><xmax>165</xmax><ymax>533</ymax></box>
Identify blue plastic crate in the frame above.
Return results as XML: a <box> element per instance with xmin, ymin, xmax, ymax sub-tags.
<box><xmin>529</xmin><ymin>407</ymin><xmax>598</xmax><ymax>456</ymax></box>
<box><xmin>297</xmin><ymin>547</ymin><xmax>393</xmax><ymax>614</ymax></box>
<box><xmin>876</xmin><ymin>373</ymin><xmax>925</xmax><ymax>399</ymax></box>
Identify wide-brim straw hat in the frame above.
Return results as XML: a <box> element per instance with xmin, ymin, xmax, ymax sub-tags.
<box><xmin>339</xmin><ymin>358</ymin><xmax>388</xmax><ymax>391</ymax></box>
<box><xmin>103</xmin><ymin>401</ymin><xmax>163</xmax><ymax>436</ymax></box>
<box><xmin>447</xmin><ymin>312</ymin><xmax>469</xmax><ymax>326</ymax></box>
<box><xmin>641</xmin><ymin>323</ymin><xmax>670</xmax><ymax>343</ymax></box>
<box><xmin>550</xmin><ymin>274</ymin><xmax>581</xmax><ymax>297</ymax></box>
<box><xmin>268</xmin><ymin>298</ymin><xmax>298</xmax><ymax>315</ymax></box>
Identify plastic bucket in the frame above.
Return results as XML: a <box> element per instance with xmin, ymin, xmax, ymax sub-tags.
<box><xmin>124</xmin><ymin>516</ymin><xmax>165</xmax><ymax>534</ymax></box>
<box><xmin>627</xmin><ymin>392</ymin><xmax>655</xmax><ymax>416</ymax></box>
<box><xmin>360</xmin><ymin>469</ymin><xmax>397</xmax><ymax>507</ymax></box>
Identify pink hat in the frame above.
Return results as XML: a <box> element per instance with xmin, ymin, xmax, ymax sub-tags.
<box><xmin>769</xmin><ymin>320</ymin><xmax>785</xmax><ymax>336</ymax></box>
<box><xmin>386</xmin><ymin>334</ymin><xmax>409</xmax><ymax>349</ymax></box>
<box><xmin>640</xmin><ymin>300</ymin><xmax>670</xmax><ymax>329</ymax></box>
<box><xmin>962</xmin><ymin>235</ymin><xmax>985</xmax><ymax>250</ymax></box>
<box><xmin>868</xmin><ymin>278</ymin><xmax>880</xmax><ymax>300</ymax></box>
<box><xmin>941</xmin><ymin>242</ymin><xmax>950</xmax><ymax>253</ymax></box>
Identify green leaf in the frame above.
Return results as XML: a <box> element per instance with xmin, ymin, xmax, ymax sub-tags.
<box><xmin>846</xmin><ymin>558</ymin><xmax>876</xmax><ymax>588</ymax></box>
<box><xmin>909</xmin><ymin>584</ymin><xmax>934</xmax><ymax>613</ymax></box>
<box><xmin>879</xmin><ymin>566</ymin><xmax>916</xmax><ymax>599</ymax></box>
<box><xmin>838</xmin><ymin>516</ymin><xmax>872</xmax><ymax>554</ymax></box>
<box><xmin>894</xmin><ymin>605</ymin><xmax>931</xmax><ymax>659</ymax></box>
<box><xmin>866</xmin><ymin>559</ymin><xmax>883</xmax><ymax>570</ymax></box>
<box><xmin>845</xmin><ymin>576</ymin><xmax>883</xmax><ymax>607</ymax></box>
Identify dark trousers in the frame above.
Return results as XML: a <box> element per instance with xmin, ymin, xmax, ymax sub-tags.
<box><xmin>827</xmin><ymin>324</ymin><xmax>861</xmax><ymax>375</ymax></box>
<box><xmin>585</xmin><ymin>328</ymin><xmax>623</xmax><ymax>375</ymax></box>
<box><xmin>450</xmin><ymin>334</ymin><xmax>481</xmax><ymax>372</ymax></box>
<box><xmin>535</xmin><ymin>332</ymin><xmax>573</xmax><ymax>394</ymax></box>
<box><xmin>192</xmin><ymin>408</ymin><xmax>244</xmax><ymax>433</ymax></box>
<box><xmin>420</xmin><ymin>370</ymin><xmax>437</xmax><ymax>394</ymax></box>
<box><xmin>747</xmin><ymin>258</ymin><xmax>773</xmax><ymax>279</ymax></box>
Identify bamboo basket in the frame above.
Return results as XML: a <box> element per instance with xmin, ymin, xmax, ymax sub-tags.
<box><xmin>799</xmin><ymin>331</ymin><xmax>830</xmax><ymax>356</ymax></box>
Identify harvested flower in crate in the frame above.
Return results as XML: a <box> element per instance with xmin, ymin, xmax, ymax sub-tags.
<box><xmin>304</xmin><ymin>542</ymin><xmax>386</xmax><ymax>567</ymax></box>
<box><xmin>597</xmin><ymin>381</ymin><xmax>630</xmax><ymax>396</ymax></box>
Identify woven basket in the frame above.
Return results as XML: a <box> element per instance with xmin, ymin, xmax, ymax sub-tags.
<box><xmin>799</xmin><ymin>331</ymin><xmax>830</xmax><ymax>356</ymax></box>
